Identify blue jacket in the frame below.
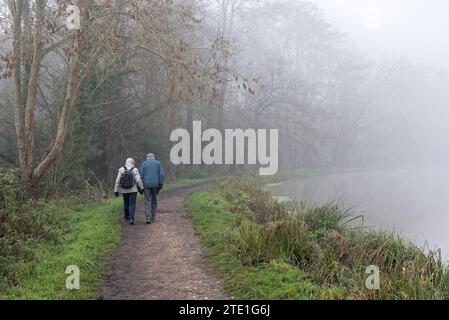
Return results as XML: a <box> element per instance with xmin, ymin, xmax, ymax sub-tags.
<box><xmin>139</xmin><ymin>159</ymin><xmax>165</xmax><ymax>188</ymax></box>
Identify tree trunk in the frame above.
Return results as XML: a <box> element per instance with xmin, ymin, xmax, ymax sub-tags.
<box><xmin>8</xmin><ymin>0</ymin><xmax>92</xmax><ymax>197</ymax></box>
<box><xmin>9</xmin><ymin>0</ymin><xmax>27</xmax><ymax>180</ymax></box>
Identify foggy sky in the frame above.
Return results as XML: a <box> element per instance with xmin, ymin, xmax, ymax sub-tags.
<box><xmin>312</xmin><ymin>0</ymin><xmax>449</xmax><ymax>70</ymax></box>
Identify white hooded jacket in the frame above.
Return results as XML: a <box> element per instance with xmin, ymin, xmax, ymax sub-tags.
<box><xmin>114</xmin><ymin>158</ymin><xmax>144</xmax><ymax>194</ymax></box>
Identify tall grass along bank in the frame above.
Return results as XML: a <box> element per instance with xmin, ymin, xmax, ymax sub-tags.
<box><xmin>186</xmin><ymin>177</ymin><xmax>449</xmax><ymax>300</ymax></box>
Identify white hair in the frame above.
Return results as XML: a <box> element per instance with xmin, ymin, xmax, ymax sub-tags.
<box><xmin>146</xmin><ymin>153</ymin><xmax>155</xmax><ymax>160</ymax></box>
<box><xmin>125</xmin><ymin>158</ymin><xmax>135</xmax><ymax>168</ymax></box>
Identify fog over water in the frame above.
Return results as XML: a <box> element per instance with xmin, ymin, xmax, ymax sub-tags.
<box><xmin>270</xmin><ymin>0</ymin><xmax>449</xmax><ymax>258</ymax></box>
<box><xmin>272</xmin><ymin>168</ymin><xmax>449</xmax><ymax>259</ymax></box>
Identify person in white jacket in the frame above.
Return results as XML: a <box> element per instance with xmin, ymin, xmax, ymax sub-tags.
<box><xmin>114</xmin><ymin>158</ymin><xmax>144</xmax><ymax>225</ymax></box>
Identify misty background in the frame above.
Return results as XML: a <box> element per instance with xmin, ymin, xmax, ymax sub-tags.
<box><xmin>0</xmin><ymin>1</ymin><xmax>448</xmax><ymax>253</ymax></box>
<box><xmin>1</xmin><ymin>0</ymin><xmax>449</xmax><ymax>300</ymax></box>
<box><xmin>314</xmin><ymin>0</ymin><xmax>449</xmax><ymax>70</ymax></box>
<box><xmin>1</xmin><ymin>0</ymin><xmax>448</xmax><ymax>179</ymax></box>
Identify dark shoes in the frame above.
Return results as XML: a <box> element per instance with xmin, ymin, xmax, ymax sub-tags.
<box><xmin>128</xmin><ymin>217</ymin><xmax>154</xmax><ymax>224</ymax></box>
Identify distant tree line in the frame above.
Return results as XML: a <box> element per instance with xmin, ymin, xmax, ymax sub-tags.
<box><xmin>0</xmin><ymin>0</ymin><xmax>448</xmax><ymax>198</ymax></box>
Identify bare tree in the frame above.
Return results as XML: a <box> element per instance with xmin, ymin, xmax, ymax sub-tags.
<box><xmin>3</xmin><ymin>0</ymin><xmax>121</xmax><ymax>196</ymax></box>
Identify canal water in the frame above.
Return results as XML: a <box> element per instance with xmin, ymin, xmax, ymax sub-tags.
<box><xmin>270</xmin><ymin>167</ymin><xmax>449</xmax><ymax>259</ymax></box>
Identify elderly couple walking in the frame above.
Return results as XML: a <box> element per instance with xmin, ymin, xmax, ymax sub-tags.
<box><xmin>114</xmin><ymin>153</ymin><xmax>165</xmax><ymax>225</ymax></box>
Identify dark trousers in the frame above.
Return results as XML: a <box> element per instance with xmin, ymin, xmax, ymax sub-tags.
<box><xmin>123</xmin><ymin>192</ymin><xmax>137</xmax><ymax>219</ymax></box>
<box><xmin>144</xmin><ymin>187</ymin><xmax>158</xmax><ymax>222</ymax></box>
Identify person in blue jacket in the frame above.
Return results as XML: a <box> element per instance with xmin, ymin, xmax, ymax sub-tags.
<box><xmin>139</xmin><ymin>153</ymin><xmax>165</xmax><ymax>224</ymax></box>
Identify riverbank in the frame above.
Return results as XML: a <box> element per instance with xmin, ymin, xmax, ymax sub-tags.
<box><xmin>0</xmin><ymin>177</ymin><xmax>214</xmax><ymax>299</ymax></box>
<box><xmin>269</xmin><ymin>167</ymin><xmax>449</xmax><ymax>259</ymax></box>
<box><xmin>186</xmin><ymin>177</ymin><xmax>449</xmax><ymax>300</ymax></box>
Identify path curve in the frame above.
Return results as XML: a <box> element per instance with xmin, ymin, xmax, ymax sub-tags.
<box><xmin>102</xmin><ymin>185</ymin><xmax>229</xmax><ymax>300</ymax></box>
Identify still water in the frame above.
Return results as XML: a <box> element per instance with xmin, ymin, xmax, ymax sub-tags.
<box><xmin>270</xmin><ymin>168</ymin><xmax>449</xmax><ymax>259</ymax></box>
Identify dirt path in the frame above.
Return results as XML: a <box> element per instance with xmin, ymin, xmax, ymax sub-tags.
<box><xmin>102</xmin><ymin>185</ymin><xmax>230</xmax><ymax>300</ymax></box>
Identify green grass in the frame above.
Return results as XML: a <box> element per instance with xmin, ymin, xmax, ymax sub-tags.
<box><xmin>186</xmin><ymin>178</ymin><xmax>449</xmax><ymax>300</ymax></box>
<box><xmin>261</xmin><ymin>168</ymin><xmax>329</xmax><ymax>184</ymax></box>
<box><xmin>186</xmin><ymin>190</ymin><xmax>342</xmax><ymax>299</ymax></box>
<box><xmin>0</xmin><ymin>177</ymin><xmax>217</xmax><ymax>300</ymax></box>
<box><xmin>0</xmin><ymin>198</ymin><xmax>122</xmax><ymax>299</ymax></box>
<box><xmin>163</xmin><ymin>177</ymin><xmax>213</xmax><ymax>192</ymax></box>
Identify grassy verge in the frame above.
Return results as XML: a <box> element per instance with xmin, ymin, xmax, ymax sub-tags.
<box><xmin>0</xmin><ymin>198</ymin><xmax>122</xmax><ymax>299</ymax></box>
<box><xmin>0</xmin><ymin>177</ymin><xmax>213</xmax><ymax>300</ymax></box>
<box><xmin>261</xmin><ymin>168</ymin><xmax>327</xmax><ymax>184</ymax></box>
<box><xmin>187</xmin><ymin>191</ymin><xmax>329</xmax><ymax>299</ymax></box>
<box><xmin>163</xmin><ymin>177</ymin><xmax>214</xmax><ymax>192</ymax></box>
<box><xmin>186</xmin><ymin>177</ymin><xmax>449</xmax><ymax>300</ymax></box>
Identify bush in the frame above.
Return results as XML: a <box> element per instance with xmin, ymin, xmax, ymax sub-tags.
<box><xmin>0</xmin><ymin>169</ymin><xmax>24</xmax><ymax>209</ymax></box>
<box><xmin>0</xmin><ymin>169</ymin><xmax>70</xmax><ymax>290</ymax></box>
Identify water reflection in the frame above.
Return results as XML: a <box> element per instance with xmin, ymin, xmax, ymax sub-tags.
<box><xmin>271</xmin><ymin>168</ymin><xmax>449</xmax><ymax>259</ymax></box>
